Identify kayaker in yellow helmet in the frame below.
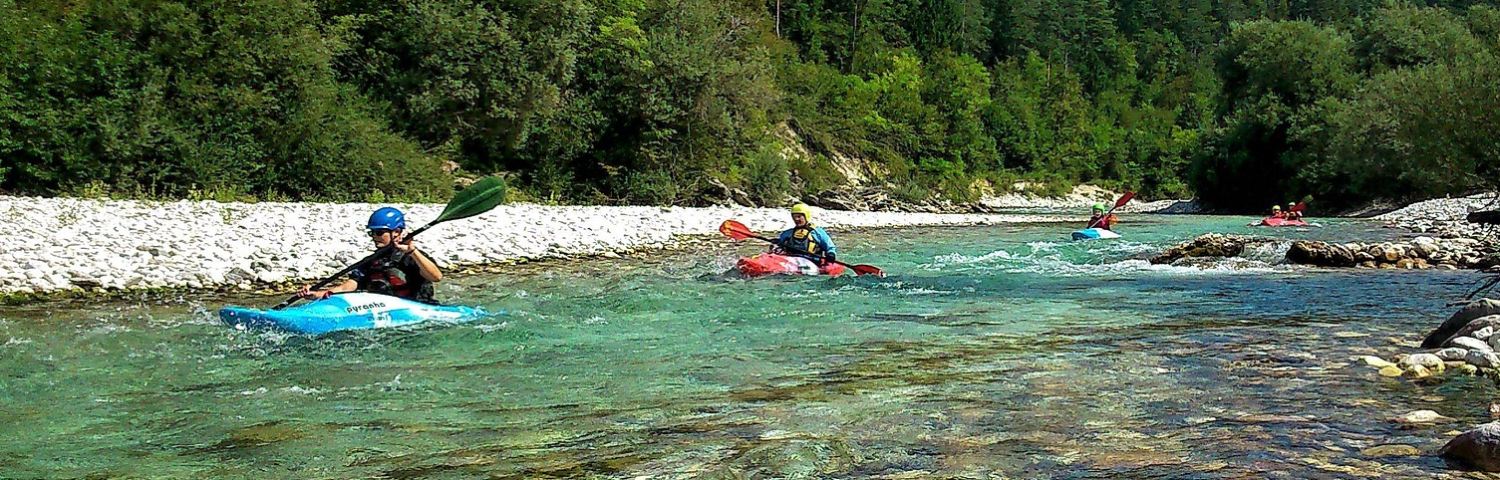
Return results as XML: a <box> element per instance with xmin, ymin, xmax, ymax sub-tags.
<box><xmin>1270</xmin><ymin>205</ymin><xmax>1285</xmax><ymax>219</ymax></box>
<box><xmin>1087</xmin><ymin>203</ymin><xmax>1118</xmax><ymax>231</ymax></box>
<box><xmin>296</xmin><ymin>207</ymin><xmax>444</xmax><ymax>303</ymax></box>
<box><xmin>775</xmin><ymin>204</ymin><xmax>838</xmax><ymax>265</ymax></box>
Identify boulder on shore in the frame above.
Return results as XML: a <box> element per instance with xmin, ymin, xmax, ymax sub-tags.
<box><xmin>1422</xmin><ymin>300</ymin><xmax>1500</xmax><ymax>349</ymax></box>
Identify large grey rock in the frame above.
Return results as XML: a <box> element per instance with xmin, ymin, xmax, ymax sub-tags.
<box><xmin>1286</xmin><ymin>241</ymin><xmax>1358</xmax><ymax>267</ymax></box>
<box><xmin>1436</xmin><ymin>348</ymin><xmax>1470</xmax><ymax>361</ymax></box>
<box><xmin>1467</xmin><ymin>350</ymin><xmax>1500</xmax><ymax>369</ymax></box>
<box><xmin>1150</xmin><ymin>234</ymin><xmax>1268</xmax><ymax>265</ymax></box>
<box><xmin>1442</xmin><ymin>422</ymin><xmax>1500</xmax><ymax>471</ymax></box>
<box><xmin>1451</xmin><ymin>336</ymin><xmax>1494</xmax><ymax>353</ymax></box>
<box><xmin>1423</xmin><ymin>300</ymin><xmax>1500</xmax><ymax>348</ymax></box>
<box><xmin>1400</xmin><ymin>353</ymin><xmax>1447</xmax><ymax>370</ymax></box>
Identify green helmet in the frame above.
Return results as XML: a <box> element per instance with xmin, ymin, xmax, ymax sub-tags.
<box><xmin>1091</xmin><ymin>203</ymin><xmax>1105</xmax><ymax>213</ymax></box>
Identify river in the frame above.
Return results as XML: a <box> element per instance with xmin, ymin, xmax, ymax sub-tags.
<box><xmin>1</xmin><ymin>215</ymin><xmax>1491</xmax><ymax>478</ymax></box>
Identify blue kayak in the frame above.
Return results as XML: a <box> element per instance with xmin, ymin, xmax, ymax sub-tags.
<box><xmin>1071</xmin><ymin>228</ymin><xmax>1122</xmax><ymax>240</ymax></box>
<box><xmin>219</xmin><ymin>292</ymin><xmax>489</xmax><ymax>335</ymax></box>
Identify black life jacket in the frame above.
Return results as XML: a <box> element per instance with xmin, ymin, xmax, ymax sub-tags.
<box><xmin>783</xmin><ymin>225</ymin><xmax>821</xmax><ymax>256</ymax></box>
<box><xmin>361</xmin><ymin>253</ymin><xmax>434</xmax><ymax>303</ymax></box>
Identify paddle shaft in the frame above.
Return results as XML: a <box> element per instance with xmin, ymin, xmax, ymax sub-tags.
<box><xmin>271</xmin><ymin>223</ymin><xmax>437</xmax><ymax>310</ymax></box>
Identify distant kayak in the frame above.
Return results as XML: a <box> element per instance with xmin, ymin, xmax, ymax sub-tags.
<box><xmin>1071</xmin><ymin>228</ymin><xmax>1122</xmax><ymax>240</ymax></box>
<box><xmin>219</xmin><ymin>292</ymin><xmax>490</xmax><ymax>335</ymax></box>
<box><xmin>736</xmin><ymin>253</ymin><xmax>846</xmax><ymax>278</ymax></box>
<box><xmin>1254</xmin><ymin>217</ymin><xmax>1312</xmax><ymax>227</ymax></box>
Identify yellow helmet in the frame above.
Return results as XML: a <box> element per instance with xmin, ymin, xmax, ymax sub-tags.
<box><xmin>789</xmin><ymin>203</ymin><xmax>813</xmax><ymax>221</ymax></box>
<box><xmin>1271</xmin><ymin>205</ymin><xmax>1282</xmax><ymax>211</ymax></box>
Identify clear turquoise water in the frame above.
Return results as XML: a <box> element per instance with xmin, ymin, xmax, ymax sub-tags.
<box><xmin>0</xmin><ymin>215</ymin><xmax>1491</xmax><ymax>479</ymax></box>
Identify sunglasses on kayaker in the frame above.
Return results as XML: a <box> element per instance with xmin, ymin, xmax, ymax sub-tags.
<box><xmin>368</xmin><ymin>228</ymin><xmax>394</xmax><ymax>237</ymax></box>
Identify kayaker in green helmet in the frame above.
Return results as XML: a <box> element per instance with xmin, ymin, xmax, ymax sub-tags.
<box><xmin>775</xmin><ymin>204</ymin><xmax>838</xmax><ymax>265</ymax></box>
<box><xmin>296</xmin><ymin>207</ymin><xmax>444</xmax><ymax>303</ymax></box>
<box><xmin>1087</xmin><ymin>203</ymin><xmax>1118</xmax><ymax>231</ymax></box>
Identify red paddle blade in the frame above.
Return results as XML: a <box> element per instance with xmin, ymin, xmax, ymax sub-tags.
<box><xmin>852</xmin><ymin>264</ymin><xmax>885</xmax><ymax>277</ymax></box>
<box><xmin>1289</xmin><ymin>201</ymin><xmax>1306</xmax><ymax>213</ymax></box>
<box><xmin>1115</xmin><ymin>191</ymin><xmax>1136</xmax><ymax>208</ymax></box>
<box><xmin>719</xmin><ymin>220</ymin><xmax>755</xmax><ymax>241</ymax></box>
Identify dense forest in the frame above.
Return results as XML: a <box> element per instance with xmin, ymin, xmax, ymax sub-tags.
<box><xmin>0</xmin><ymin>0</ymin><xmax>1496</xmax><ymax>210</ymax></box>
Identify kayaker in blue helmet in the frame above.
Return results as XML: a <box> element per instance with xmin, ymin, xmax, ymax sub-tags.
<box><xmin>296</xmin><ymin>207</ymin><xmax>444</xmax><ymax>303</ymax></box>
<box><xmin>774</xmin><ymin>204</ymin><xmax>837</xmax><ymax>265</ymax></box>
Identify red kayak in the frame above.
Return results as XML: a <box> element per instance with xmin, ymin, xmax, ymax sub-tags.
<box><xmin>1257</xmin><ymin>217</ymin><xmax>1310</xmax><ymax>227</ymax></box>
<box><xmin>736</xmin><ymin>253</ymin><xmax>847</xmax><ymax>278</ymax></box>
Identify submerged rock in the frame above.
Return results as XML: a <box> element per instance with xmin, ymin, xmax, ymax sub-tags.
<box><xmin>1394</xmin><ymin>410</ymin><xmax>1453</xmax><ymax>425</ymax></box>
<box><xmin>1441</xmin><ymin>423</ymin><xmax>1500</xmax><ymax>471</ymax></box>
<box><xmin>1362</xmin><ymin>444</ymin><xmax>1420</xmax><ymax>457</ymax></box>
<box><xmin>1423</xmin><ymin>300</ymin><xmax>1500</xmax><ymax>349</ymax></box>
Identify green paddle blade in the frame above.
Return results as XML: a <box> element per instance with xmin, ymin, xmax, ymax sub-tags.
<box><xmin>437</xmin><ymin>176</ymin><xmax>508</xmax><ymax>223</ymax></box>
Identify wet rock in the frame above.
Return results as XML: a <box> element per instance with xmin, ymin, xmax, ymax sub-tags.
<box><xmin>1286</xmin><ymin>241</ymin><xmax>1357</xmax><ymax>267</ymax></box>
<box><xmin>1422</xmin><ymin>300</ymin><xmax>1500</xmax><ymax>349</ymax></box>
<box><xmin>1458</xmin><ymin>363</ymin><xmax>1481</xmax><ymax>375</ymax></box>
<box><xmin>1441</xmin><ymin>422</ymin><xmax>1500</xmax><ymax>471</ymax></box>
<box><xmin>1400</xmin><ymin>353</ymin><xmax>1446</xmax><ymax>373</ymax></box>
<box><xmin>1359</xmin><ymin>356</ymin><xmax>1397</xmax><ymax>368</ymax></box>
<box><xmin>1468</xmin><ymin>350</ymin><xmax>1500</xmax><ymax>369</ymax></box>
<box><xmin>1451</xmin><ymin>337</ymin><xmax>1493</xmax><ymax>353</ymax></box>
<box><xmin>1394</xmin><ymin>410</ymin><xmax>1453</xmax><ymax>425</ymax></box>
<box><xmin>1406</xmin><ymin>364</ymin><xmax>1435</xmax><ymax>378</ymax></box>
<box><xmin>1361</xmin><ymin>444</ymin><xmax>1420</xmax><ymax>457</ymax></box>
<box><xmin>1435</xmin><ymin>348</ymin><xmax>1470</xmax><ymax>361</ymax></box>
<box><xmin>1378</xmin><ymin>365</ymin><xmax>1404</xmax><ymax>377</ymax></box>
<box><xmin>1151</xmin><ymin>234</ymin><xmax>1269</xmax><ymax>265</ymax></box>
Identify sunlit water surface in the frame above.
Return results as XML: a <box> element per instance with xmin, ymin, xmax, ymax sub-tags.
<box><xmin>1</xmin><ymin>215</ymin><xmax>1492</xmax><ymax>479</ymax></box>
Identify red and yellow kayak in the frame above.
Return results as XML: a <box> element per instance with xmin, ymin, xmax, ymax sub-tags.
<box><xmin>736</xmin><ymin>253</ymin><xmax>847</xmax><ymax>278</ymax></box>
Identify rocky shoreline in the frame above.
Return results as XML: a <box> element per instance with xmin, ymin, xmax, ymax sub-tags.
<box><xmin>1150</xmin><ymin>234</ymin><xmax>1499</xmax><ymax>270</ymax></box>
<box><xmin>0</xmin><ymin>195</ymin><xmax>1094</xmax><ymax>300</ymax></box>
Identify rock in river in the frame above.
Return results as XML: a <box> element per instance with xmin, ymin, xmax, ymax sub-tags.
<box><xmin>1442</xmin><ymin>422</ymin><xmax>1500</xmax><ymax>471</ymax></box>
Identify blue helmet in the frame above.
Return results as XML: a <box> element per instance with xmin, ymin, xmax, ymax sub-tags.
<box><xmin>367</xmin><ymin>207</ymin><xmax>406</xmax><ymax>230</ymax></box>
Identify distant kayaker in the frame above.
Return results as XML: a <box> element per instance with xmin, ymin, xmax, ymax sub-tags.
<box><xmin>1269</xmin><ymin>205</ymin><xmax>1285</xmax><ymax>219</ymax></box>
<box><xmin>1285</xmin><ymin>202</ymin><xmax>1304</xmax><ymax>220</ymax></box>
<box><xmin>1087</xmin><ymin>203</ymin><xmax>1118</xmax><ymax>231</ymax></box>
<box><xmin>774</xmin><ymin>204</ymin><xmax>837</xmax><ymax>265</ymax></box>
<box><xmin>296</xmin><ymin>207</ymin><xmax>443</xmax><ymax>303</ymax></box>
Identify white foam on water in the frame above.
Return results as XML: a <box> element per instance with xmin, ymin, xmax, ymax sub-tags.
<box><xmin>921</xmin><ymin>240</ymin><xmax>1291</xmax><ymax>277</ymax></box>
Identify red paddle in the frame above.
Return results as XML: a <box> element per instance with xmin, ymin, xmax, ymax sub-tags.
<box><xmin>1289</xmin><ymin>201</ymin><xmax>1307</xmax><ymax>213</ymax></box>
<box><xmin>719</xmin><ymin>220</ymin><xmax>885</xmax><ymax>277</ymax></box>
<box><xmin>1085</xmin><ymin>191</ymin><xmax>1135</xmax><ymax>229</ymax></box>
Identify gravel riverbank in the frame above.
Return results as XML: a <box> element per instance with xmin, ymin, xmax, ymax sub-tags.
<box><xmin>0</xmin><ymin>196</ymin><xmax>1087</xmax><ymax>297</ymax></box>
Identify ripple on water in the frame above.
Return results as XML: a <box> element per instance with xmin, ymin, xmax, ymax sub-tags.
<box><xmin>0</xmin><ymin>219</ymin><xmax>1487</xmax><ymax>478</ymax></box>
